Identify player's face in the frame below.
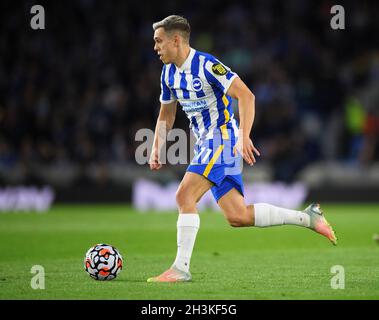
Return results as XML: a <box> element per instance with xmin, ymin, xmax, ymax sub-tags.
<box><xmin>153</xmin><ymin>28</ymin><xmax>177</xmax><ymax>64</ymax></box>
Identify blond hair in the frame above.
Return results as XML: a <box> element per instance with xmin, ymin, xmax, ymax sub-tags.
<box><xmin>152</xmin><ymin>15</ymin><xmax>190</xmax><ymax>42</ymax></box>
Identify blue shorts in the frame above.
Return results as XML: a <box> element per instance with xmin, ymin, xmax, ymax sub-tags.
<box><xmin>186</xmin><ymin>124</ymin><xmax>244</xmax><ymax>202</ymax></box>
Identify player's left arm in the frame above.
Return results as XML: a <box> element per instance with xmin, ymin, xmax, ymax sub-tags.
<box><xmin>227</xmin><ymin>78</ymin><xmax>260</xmax><ymax>166</ymax></box>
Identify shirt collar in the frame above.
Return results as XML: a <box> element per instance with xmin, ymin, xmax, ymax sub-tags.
<box><xmin>176</xmin><ymin>48</ymin><xmax>195</xmax><ymax>72</ymax></box>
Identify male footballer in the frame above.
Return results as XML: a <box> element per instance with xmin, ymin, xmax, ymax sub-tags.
<box><xmin>148</xmin><ymin>15</ymin><xmax>337</xmax><ymax>282</ymax></box>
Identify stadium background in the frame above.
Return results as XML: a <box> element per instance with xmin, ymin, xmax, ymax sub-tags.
<box><xmin>0</xmin><ymin>0</ymin><xmax>379</xmax><ymax>300</ymax></box>
<box><xmin>1</xmin><ymin>0</ymin><xmax>379</xmax><ymax>205</ymax></box>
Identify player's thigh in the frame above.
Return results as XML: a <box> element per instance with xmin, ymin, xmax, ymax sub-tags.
<box><xmin>217</xmin><ymin>188</ymin><xmax>247</xmax><ymax>219</ymax></box>
<box><xmin>176</xmin><ymin>172</ymin><xmax>213</xmax><ymax>203</ymax></box>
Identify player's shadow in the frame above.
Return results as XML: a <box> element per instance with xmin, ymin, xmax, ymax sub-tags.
<box><xmin>116</xmin><ymin>278</ymin><xmax>149</xmax><ymax>283</ymax></box>
<box><xmin>116</xmin><ymin>278</ymin><xmax>194</xmax><ymax>283</ymax></box>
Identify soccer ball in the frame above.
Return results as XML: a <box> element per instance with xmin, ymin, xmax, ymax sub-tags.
<box><xmin>84</xmin><ymin>244</ymin><xmax>123</xmax><ymax>280</ymax></box>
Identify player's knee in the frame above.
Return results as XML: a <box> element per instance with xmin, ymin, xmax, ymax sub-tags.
<box><xmin>226</xmin><ymin>213</ymin><xmax>247</xmax><ymax>227</ymax></box>
<box><xmin>221</xmin><ymin>203</ymin><xmax>250</xmax><ymax>227</ymax></box>
<box><xmin>229</xmin><ymin>218</ymin><xmax>245</xmax><ymax>227</ymax></box>
<box><xmin>175</xmin><ymin>186</ymin><xmax>195</xmax><ymax>208</ymax></box>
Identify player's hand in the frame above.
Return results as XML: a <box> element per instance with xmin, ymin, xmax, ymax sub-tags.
<box><xmin>234</xmin><ymin>136</ymin><xmax>260</xmax><ymax>166</ymax></box>
<box><xmin>149</xmin><ymin>147</ymin><xmax>162</xmax><ymax>170</ymax></box>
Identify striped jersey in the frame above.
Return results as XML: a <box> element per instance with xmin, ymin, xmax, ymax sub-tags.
<box><xmin>159</xmin><ymin>48</ymin><xmax>239</xmax><ymax>142</ymax></box>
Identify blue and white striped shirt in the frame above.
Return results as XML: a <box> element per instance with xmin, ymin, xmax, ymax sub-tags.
<box><xmin>160</xmin><ymin>48</ymin><xmax>239</xmax><ymax>142</ymax></box>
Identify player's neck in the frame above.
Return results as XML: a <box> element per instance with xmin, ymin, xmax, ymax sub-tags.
<box><xmin>174</xmin><ymin>46</ymin><xmax>191</xmax><ymax>68</ymax></box>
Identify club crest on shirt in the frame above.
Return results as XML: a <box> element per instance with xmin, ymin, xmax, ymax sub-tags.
<box><xmin>191</xmin><ymin>78</ymin><xmax>204</xmax><ymax>92</ymax></box>
<box><xmin>212</xmin><ymin>63</ymin><xmax>227</xmax><ymax>75</ymax></box>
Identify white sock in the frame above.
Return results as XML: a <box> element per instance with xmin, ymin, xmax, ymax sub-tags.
<box><xmin>253</xmin><ymin>203</ymin><xmax>310</xmax><ymax>228</ymax></box>
<box><xmin>173</xmin><ymin>213</ymin><xmax>200</xmax><ymax>273</ymax></box>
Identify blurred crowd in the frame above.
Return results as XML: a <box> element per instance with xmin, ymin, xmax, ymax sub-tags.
<box><xmin>0</xmin><ymin>0</ymin><xmax>378</xmax><ymax>184</ymax></box>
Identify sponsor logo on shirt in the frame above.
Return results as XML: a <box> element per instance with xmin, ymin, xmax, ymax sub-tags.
<box><xmin>181</xmin><ymin>99</ymin><xmax>208</xmax><ymax>112</ymax></box>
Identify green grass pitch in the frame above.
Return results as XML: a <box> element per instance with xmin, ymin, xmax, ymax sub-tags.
<box><xmin>1</xmin><ymin>204</ymin><xmax>379</xmax><ymax>300</ymax></box>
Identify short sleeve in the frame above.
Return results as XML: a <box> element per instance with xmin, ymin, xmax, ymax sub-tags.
<box><xmin>204</xmin><ymin>59</ymin><xmax>239</xmax><ymax>94</ymax></box>
<box><xmin>159</xmin><ymin>65</ymin><xmax>177</xmax><ymax>104</ymax></box>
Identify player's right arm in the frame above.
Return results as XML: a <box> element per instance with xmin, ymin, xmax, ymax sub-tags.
<box><xmin>150</xmin><ymin>101</ymin><xmax>177</xmax><ymax>170</ymax></box>
<box><xmin>150</xmin><ymin>65</ymin><xmax>178</xmax><ymax>170</ymax></box>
